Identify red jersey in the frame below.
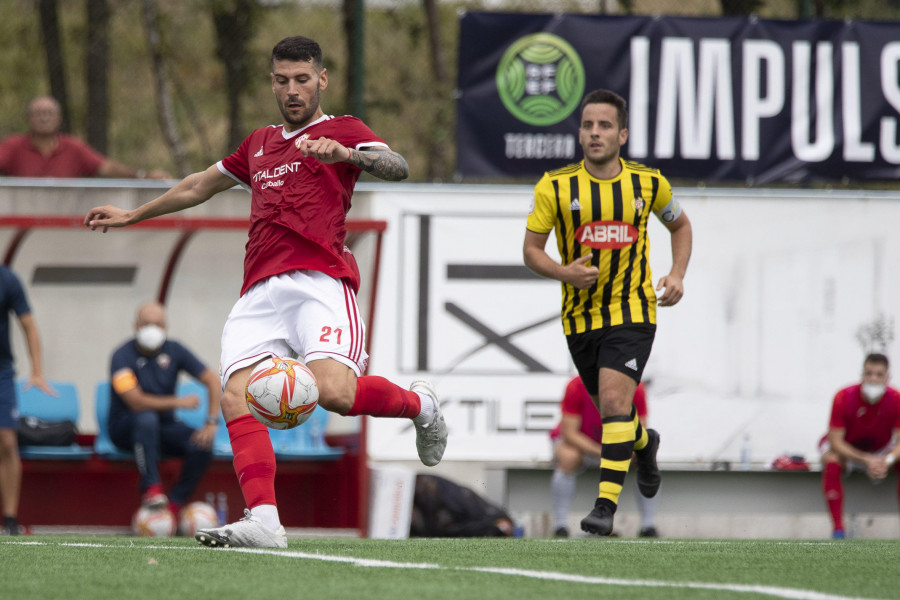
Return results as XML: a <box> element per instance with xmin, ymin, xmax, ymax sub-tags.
<box><xmin>0</xmin><ymin>134</ymin><xmax>105</xmax><ymax>177</ymax></box>
<box><xmin>549</xmin><ymin>377</ymin><xmax>647</xmax><ymax>442</ymax></box>
<box><xmin>217</xmin><ymin>115</ymin><xmax>386</xmax><ymax>296</ymax></box>
<box><xmin>827</xmin><ymin>384</ymin><xmax>900</xmax><ymax>452</ymax></box>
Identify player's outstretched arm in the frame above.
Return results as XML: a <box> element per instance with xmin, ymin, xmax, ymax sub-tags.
<box><xmin>298</xmin><ymin>137</ymin><xmax>409</xmax><ymax>181</ymax></box>
<box><xmin>347</xmin><ymin>147</ymin><xmax>409</xmax><ymax>181</ymax></box>
<box><xmin>84</xmin><ymin>165</ymin><xmax>235</xmax><ymax>232</ymax></box>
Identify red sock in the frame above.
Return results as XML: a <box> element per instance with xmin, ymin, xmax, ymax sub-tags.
<box><xmin>823</xmin><ymin>461</ymin><xmax>844</xmax><ymax>531</ymax></box>
<box><xmin>143</xmin><ymin>483</ymin><xmax>164</xmax><ymax>497</ymax></box>
<box><xmin>228</xmin><ymin>414</ymin><xmax>277</xmax><ymax>510</ymax></box>
<box><xmin>346</xmin><ymin>376</ymin><xmax>421</xmax><ymax>418</ymax></box>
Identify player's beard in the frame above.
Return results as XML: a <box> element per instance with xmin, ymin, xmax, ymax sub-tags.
<box><xmin>585</xmin><ymin>144</ymin><xmax>619</xmax><ymax>170</ymax></box>
<box><xmin>280</xmin><ymin>87</ymin><xmax>321</xmax><ymax>128</ymax></box>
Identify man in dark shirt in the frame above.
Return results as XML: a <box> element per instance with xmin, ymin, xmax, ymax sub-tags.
<box><xmin>109</xmin><ymin>302</ymin><xmax>220</xmax><ymax>518</ymax></box>
<box><xmin>0</xmin><ymin>266</ymin><xmax>53</xmax><ymax>535</ymax></box>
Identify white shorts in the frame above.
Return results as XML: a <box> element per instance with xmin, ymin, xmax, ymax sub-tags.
<box><xmin>219</xmin><ymin>270</ymin><xmax>368</xmax><ymax>386</ymax></box>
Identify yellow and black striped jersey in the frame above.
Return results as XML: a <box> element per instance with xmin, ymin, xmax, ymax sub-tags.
<box><xmin>526</xmin><ymin>158</ymin><xmax>679</xmax><ymax>335</ymax></box>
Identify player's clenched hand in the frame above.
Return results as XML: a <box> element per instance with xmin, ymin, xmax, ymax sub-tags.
<box><xmin>84</xmin><ymin>205</ymin><xmax>132</xmax><ymax>233</ymax></box>
<box><xmin>867</xmin><ymin>456</ymin><xmax>889</xmax><ymax>480</ymax></box>
<box><xmin>657</xmin><ymin>273</ymin><xmax>685</xmax><ymax>306</ymax></box>
<box><xmin>178</xmin><ymin>395</ymin><xmax>201</xmax><ymax>410</ymax></box>
<box><xmin>297</xmin><ymin>136</ymin><xmax>351</xmax><ymax>164</ymax></box>
<box><xmin>563</xmin><ymin>254</ymin><xmax>599</xmax><ymax>289</ymax></box>
<box><xmin>191</xmin><ymin>425</ymin><xmax>215</xmax><ymax>450</ymax></box>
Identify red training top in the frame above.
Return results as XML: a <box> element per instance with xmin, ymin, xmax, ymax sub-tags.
<box><xmin>549</xmin><ymin>376</ymin><xmax>647</xmax><ymax>442</ymax></box>
<box><xmin>827</xmin><ymin>384</ymin><xmax>900</xmax><ymax>452</ymax></box>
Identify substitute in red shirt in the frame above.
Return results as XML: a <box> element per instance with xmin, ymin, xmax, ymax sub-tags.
<box><xmin>550</xmin><ymin>376</ymin><xmax>647</xmax><ymax>444</ymax></box>
<box><xmin>820</xmin><ymin>353</ymin><xmax>900</xmax><ymax>538</ymax></box>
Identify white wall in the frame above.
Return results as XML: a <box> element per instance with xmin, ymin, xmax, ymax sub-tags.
<box><xmin>2</xmin><ymin>181</ymin><xmax>898</xmax><ymax>469</ymax></box>
<box><xmin>355</xmin><ymin>185</ymin><xmax>900</xmax><ymax>468</ymax></box>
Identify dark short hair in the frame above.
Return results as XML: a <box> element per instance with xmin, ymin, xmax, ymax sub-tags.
<box><xmin>271</xmin><ymin>36</ymin><xmax>323</xmax><ymax>71</ymax></box>
<box><xmin>864</xmin><ymin>353</ymin><xmax>890</xmax><ymax>370</ymax></box>
<box><xmin>580</xmin><ymin>89</ymin><xmax>627</xmax><ymax>129</ymax></box>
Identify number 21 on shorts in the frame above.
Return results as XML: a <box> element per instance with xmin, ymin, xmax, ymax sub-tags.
<box><xmin>319</xmin><ymin>326</ymin><xmax>342</xmax><ymax>344</ymax></box>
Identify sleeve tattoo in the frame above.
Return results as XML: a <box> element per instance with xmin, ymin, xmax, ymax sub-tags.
<box><xmin>349</xmin><ymin>147</ymin><xmax>410</xmax><ymax>181</ymax></box>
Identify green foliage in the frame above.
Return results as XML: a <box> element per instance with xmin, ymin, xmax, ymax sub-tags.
<box><xmin>2</xmin><ymin>1</ymin><xmax>899</xmax><ymax>181</ymax></box>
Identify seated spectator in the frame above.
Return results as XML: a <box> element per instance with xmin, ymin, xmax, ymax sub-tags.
<box><xmin>549</xmin><ymin>376</ymin><xmax>660</xmax><ymax>537</ymax></box>
<box><xmin>0</xmin><ymin>96</ymin><xmax>171</xmax><ymax>179</ymax></box>
<box><xmin>109</xmin><ymin>302</ymin><xmax>220</xmax><ymax>520</ymax></box>
<box><xmin>820</xmin><ymin>352</ymin><xmax>900</xmax><ymax>539</ymax></box>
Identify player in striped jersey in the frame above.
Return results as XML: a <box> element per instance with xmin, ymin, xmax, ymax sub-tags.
<box><xmin>524</xmin><ymin>89</ymin><xmax>692</xmax><ymax>536</ymax></box>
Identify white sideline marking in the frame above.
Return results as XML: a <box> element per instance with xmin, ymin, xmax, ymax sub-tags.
<box><xmin>0</xmin><ymin>540</ymin><xmax>879</xmax><ymax>600</ymax></box>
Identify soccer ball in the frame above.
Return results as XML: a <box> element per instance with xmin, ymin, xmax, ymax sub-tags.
<box><xmin>178</xmin><ymin>501</ymin><xmax>218</xmax><ymax>537</ymax></box>
<box><xmin>132</xmin><ymin>506</ymin><xmax>176</xmax><ymax>537</ymax></box>
<box><xmin>246</xmin><ymin>357</ymin><xmax>318</xmax><ymax>429</ymax></box>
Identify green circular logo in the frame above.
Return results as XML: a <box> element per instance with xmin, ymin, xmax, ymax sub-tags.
<box><xmin>496</xmin><ymin>33</ymin><xmax>585</xmax><ymax>127</ymax></box>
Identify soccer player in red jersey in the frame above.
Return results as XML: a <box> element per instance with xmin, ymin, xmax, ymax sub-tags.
<box><xmin>85</xmin><ymin>36</ymin><xmax>448</xmax><ymax>548</ymax></box>
<box><xmin>820</xmin><ymin>353</ymin><xmax>900</xmax><ymax>539</ymax></box>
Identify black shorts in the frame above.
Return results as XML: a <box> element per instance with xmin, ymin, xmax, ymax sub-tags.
<box><xmin>566</xmin><ymin>324</ymin><xmax>656</xmax><ymax>394</ymax></box>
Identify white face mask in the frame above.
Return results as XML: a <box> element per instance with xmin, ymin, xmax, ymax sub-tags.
<box><xmin>136</xmin><ymin>325</ymin><xmax>166</xmax><ymax>352</ymax></box>
<box><xmin>861</xmin><ymin>382</ymin><xmax>886</xmax><ymax>404</ymax></box>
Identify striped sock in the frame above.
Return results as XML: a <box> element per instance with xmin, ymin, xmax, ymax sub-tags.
<box><xmin>631</xmin><ymin>403</ymin><xmax>649</xmax><ymax>451</ymax></box>
<box><xmin>598</xmin><ymin>416</ymin><xmax>636</xmax><ymax>507</ymax></box>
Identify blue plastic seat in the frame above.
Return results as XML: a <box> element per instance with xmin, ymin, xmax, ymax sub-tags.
<box><xmin>212</xmin><ymin>405</ymin><xmax>343</xmax><ymax>460</ymax></box>
<box><xmin>269</xmin><ymin>405</ymin><xmax>343</xmax><ymax>461</ymax></box>
<box><xmin>174</xmin><ymin>379</ymin><xmax>211</xmax><ymax>430</ymax></box>
<box><xmin>16</xmin><ymin>380</ymin><xmax>93</xmax><ymax>459</ymax></box>
<box><xmin>212</xmin><ymin>409</ymin><xmax>234</xmax><ymax>459</ymax></box>
<box><xmin>93</xmin><ymin>381</ymin><xmax>134</xmax><ymax>459</ymax></box>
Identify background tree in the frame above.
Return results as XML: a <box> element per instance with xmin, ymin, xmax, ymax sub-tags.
<box><xmin>141</xmin><ymin>0</ymin><xmax>190</xmax><ymax>177</ymax></box>
<box><xmin>422</xmin><ymin>0</ymin><xmax>451</xmax><ymax>180</ymax></box>
<box><xmin>210</xmin><ymin>0</ymin><xmax>260</xmax><ymax>153</ymax></box>
<box><xmin>37</xmin><ymin>0</ymin><xmax>70</xmax><ymax>131</ymax></box>
<box><xmin>720</xmin><ymin>0</ymin><xmax>765</xmax><ymax>14</ymax></box>
<box><xmin>343</xmin><ymin>0</ymin><xmax>365</xmax><ymax>119</ymax></box>
<box><xmin>86</xmin><ymin>0</ymin><xmax>110</xmax><ymax>153</ymax></box>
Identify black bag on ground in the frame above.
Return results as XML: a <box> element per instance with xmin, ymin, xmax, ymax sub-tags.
<box><xmin>410</xmin><ymin>474</ymin><xmax>513</xmax><ymax>537</ymax></box>
<box><xmin>17</xmin><ymin>416</ymin><xmax>77</xmax><ymax>446</ymax></box>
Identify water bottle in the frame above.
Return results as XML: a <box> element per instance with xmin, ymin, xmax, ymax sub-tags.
<box><xmin>216</xmin><ymin>492</ymin><xmax>228</xmax><ymax>525</ymax></box>
<box><xmin>205</xmin><ymin>492</ymin><xmax>215</xmax><ymax>509</ymax></box>
<box><xmin>740</xmin><ymin>434</ymin><xmax>751</xmax><ymax>471</ymax></box>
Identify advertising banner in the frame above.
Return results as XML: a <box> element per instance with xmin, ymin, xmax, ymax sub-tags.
<box><xmin>457</xmin><ymin>12</ymin><xmax>900</xmax><ymax>183</ymax></box>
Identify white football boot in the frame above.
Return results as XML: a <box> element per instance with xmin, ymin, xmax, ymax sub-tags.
<box><xmin>195</xmin><ymin>509</ymin><xmax>287</xmax><ymax>549</ymax></box>
<box><xmin>410</xmin><ymin>380</ymin><xmax>448</xmax><ymax>467</ymax></box>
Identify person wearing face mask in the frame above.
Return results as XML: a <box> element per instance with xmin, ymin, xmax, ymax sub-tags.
<box><xmin>108</xmin><ymin>301</ymin><xmax>220</xmax><ymax>522</ymax></box>
<box><xmin>819</xmin><ymin>353</ymin><xmax>900</xmax><ymax>539</ymax></box>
